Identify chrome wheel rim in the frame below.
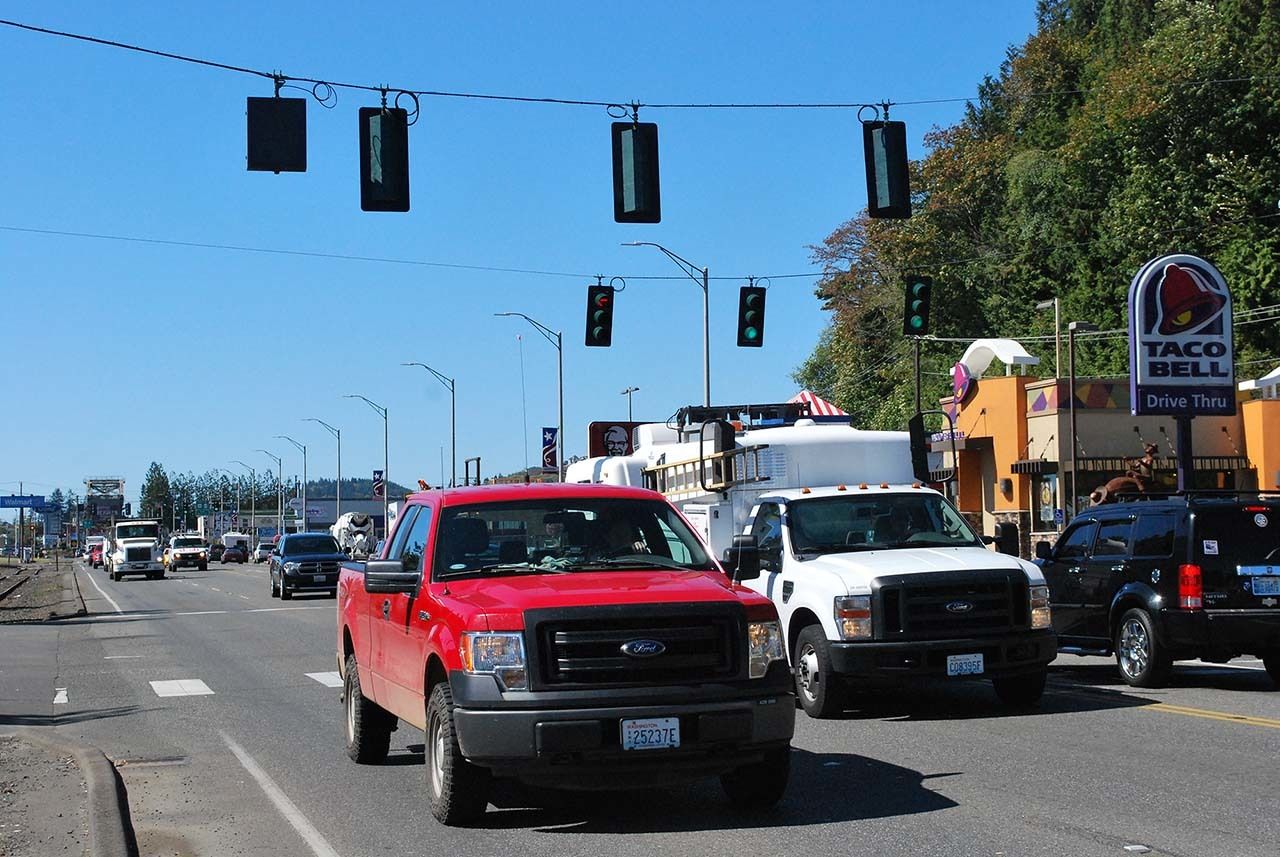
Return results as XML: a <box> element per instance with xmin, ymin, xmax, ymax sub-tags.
<box><xmin>1118</xmin><ymin>618</ymin><xmax>1149</xmax><ymax>678</ymax></box>
<box><xmin>797</xmin><ymin>643</ymin><xmax>820</xmax><ymax>703</ymax></box>
<box><xmin>429</xmin><ymin>716</ymin><xmax>445</xmax><ymax>797</ymax></box>
<box><xmin>345</xmin><ymin>680</ymin><xmax>356</xmax><ymax>744</ymax></box>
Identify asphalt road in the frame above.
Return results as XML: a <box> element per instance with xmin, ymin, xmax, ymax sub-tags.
<box><xmin>3</xmin><ymin>559</ymin><xmax>1278</xmax><ymax>857</ymax></box>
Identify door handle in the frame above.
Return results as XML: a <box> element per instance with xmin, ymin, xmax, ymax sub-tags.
<box><xmin>1066</xmin><ymin>566</ymin><xmax>1082</xmax><ymax>574</ymax></box>
<box><xmin>381</xmin><ymin>599</ymin><xmax>391</xmax><ymax>620</ymax></box>
<box><xmin>1109</xmin><ymin>565</ymin><xmax>1126</xmax><ymax>573</ymax></box>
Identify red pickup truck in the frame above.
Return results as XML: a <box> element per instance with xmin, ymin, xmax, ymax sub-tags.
<box><xmin>337</xmin><ymin>482</ymin><xmax>794</xmax><ymax>825</ymax></box>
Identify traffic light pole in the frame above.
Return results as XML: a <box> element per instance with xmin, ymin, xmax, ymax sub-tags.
<box><xmin>624</xmin><ymin>243</ymin><xmax>710</xmax><ymax>406</ymax></box>
<box><xmin>913</xmin><ymin>337</ymin><xmax>922</xmax><ymax>413</ymax></box>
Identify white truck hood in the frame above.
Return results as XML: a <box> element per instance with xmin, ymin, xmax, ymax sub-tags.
<box><xmin>798</xmin><ymin>546</ymin><xmax>1044</xmax><ymax>592</ymax></box>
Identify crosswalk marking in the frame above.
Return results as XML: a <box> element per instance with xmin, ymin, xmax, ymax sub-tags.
<box><xmin>306</xmin><ymin>672</ymin><xmax>343</xmax><ymax>688</ymax></box>
<box><xmin>150</xmin><ymin>679</ymin><xmax>215</xmax><ymax>697</ymax></box>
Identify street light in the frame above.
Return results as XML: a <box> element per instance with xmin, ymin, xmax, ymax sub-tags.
<box><xmin>275</xmin><ymin>436</ymin><xmax>308</xmax><ymax>532</ymax></box>
<box><xmin>345</xmin><ymin>395</ymin><xmax>389</xmax><ymax>532</ymax></box>
<box><xmin>231</xmin><ymin>460</ymin><xmax>256</xmax><ymax>545</ymax></box>
<box><xmin>1067</xmin><ymin>321</ymin><xmax>1098</xmax><ymax>518</ymax></box>
<box><xmin>216</xmin><ymin>468</ymin><xmax>241</xmax><ymax>535</ymax></box>
<box><xmin>621</xmin><ymin>386</ymin><xmax>639</xmax><ymax>422</ymax></box>
<box><xmin>402</xmin><ymin>362</ymin><xmax>456</xmax><ymax>488</ymax></box>
<box><xmin>623</xmin><ymin>242</ymin><xmax>710</xmax><ymax>406</ymax></box>
<box><xmin>1035</xmin><ymin>298</ymin><xmax>1062</xmax><ymax>378</ymax></box>
<box><xmin>495</xmin><ymin>312</ymin><xmax>563</xmax><ymax>481</ymax></box>
<box><xmin>304</xmin><ymin>419</ymin><xmax>341</xmax><ymax>520</ymax></box>
<box><xmin>256</xmin><ymin>450</ymin><xmax>283</xmax><ymax>539</ymax></box>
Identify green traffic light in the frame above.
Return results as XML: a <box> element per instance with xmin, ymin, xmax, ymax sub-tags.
<box><xmin>909</xmin><ymin>316</ymin><xmax>924</xmax><ymax>330</ymax></box>
<box><xmin>744</xmin><ymin>326</ymin><xmax>758</xmax><ymax>340</ymax></box>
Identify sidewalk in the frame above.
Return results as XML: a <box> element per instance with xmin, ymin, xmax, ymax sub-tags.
<box><xmin>0</xmin><ymin>732</ymin><xmax>90</xmax><ymax>855</ymax></box>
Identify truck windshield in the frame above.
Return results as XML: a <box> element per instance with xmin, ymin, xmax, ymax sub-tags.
<box><xmin>284</xmin><ymin>535</ymin><xmax>340</xmax><ymax>555</ymax></box>
<box><xmin>788</xmin><ymin>493</ymin><xmax>982</xmax><ymax>554</ymax></box>
<box><xmin>174</xmin><ymin>538</ymin><xmax>203</xmax><ymax>548</ymax></box>
<box><xmin>434</xmin><ymin>498</ymin><xmax>714</xmax><ymax>579</ymax></box>
<box><xmin>115</xmin><ymin>525</ymin><xmax>159</xmax><ymax>540</ymax></box>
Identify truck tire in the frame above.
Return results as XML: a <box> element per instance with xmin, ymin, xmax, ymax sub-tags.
<box><xmin>720</xmin><ymin>746</ymin><xmax>790</xmax><ymax>809</ymax></box>
<box><xmin>199</xmin><ymin>563</ymin><xmax>207</xmax><ymax>571</ymax></box>
<box><xmin>1115</xmin><ymin>608</ymin><xmax>1170</xmax><ymax>688</ymax></box>
<box><xmin>1263</xmin><ymin>653</ymin><xmax>1280</xmax><ymax>687</ymax></box>
<box><xmin>344</xmin><ymin>655</ymin><xmax>393</xmax><ymax>764</ymax></box>
<box><xmin>992</xmin><ymin>668</ymin><xmax>1047</xmax><ymax>707</ymax></box>
<box><xmin>270</xmin><ymin>574</ymin><xmax>279</xmax><ymax>598</ymax></box>
<box><xmin>425</xmin><ymin>683</ymin><xmax>490</xmax><ymax>825</ymax></box>
<box><xmin>793</xmin><ymin>625</ymin><xmax>845</xmax><ymax>718</ymax></box>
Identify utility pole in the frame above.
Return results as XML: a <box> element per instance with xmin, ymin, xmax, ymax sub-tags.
<box><xmin>621</xmin><ymin>386</ymin><xmax>639</xmax><ymax>422</ymax></box>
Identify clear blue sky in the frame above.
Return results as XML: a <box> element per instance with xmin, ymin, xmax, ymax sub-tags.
<box><xmin>0</xmin><ymin>1</ymin><xmax>1039</xmax><ymax>512</ymax></box>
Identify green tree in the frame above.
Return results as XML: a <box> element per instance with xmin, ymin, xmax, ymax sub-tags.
<box><xmin>139</xmin><ymin>462</ymin><xmax>172</xmax><ymax>523</ymax></box>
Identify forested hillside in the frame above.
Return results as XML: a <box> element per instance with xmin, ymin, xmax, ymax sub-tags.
<box><xmin>796</xmin><ymin>0</ymin><xmax>1279</xmax><ymax>429</ymax></box>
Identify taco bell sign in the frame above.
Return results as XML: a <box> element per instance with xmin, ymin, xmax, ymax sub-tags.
<box><xmin>1128</xmin><ymin>254</ymin><xmax>1235</xmax><ymax>416</ymax></box>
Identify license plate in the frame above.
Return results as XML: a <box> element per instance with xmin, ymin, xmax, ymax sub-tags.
<box><xmin>1252</xmin><ymin>577</ymin><xmax>1280</xmax><ymax>596</ymax></box>
<box><xmin>621</xmin><ymin>717</ymin><xmax>680</xmax><ymax>751</ymax></box>
<box><xmin>946</xmin><ymin>653</ymin><xmax>984</xmax><ymax>676</ymax></box>
<box><xmin>313</xmin><ymin>574</ymin><xmax>325</xmax><ymax>583</ymax></box>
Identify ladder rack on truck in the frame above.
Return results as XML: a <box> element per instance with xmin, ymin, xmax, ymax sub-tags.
<box><xmin>643</xmin><ymin>444</ymin><xmax>771</xmax><ymax>502</ymax></box>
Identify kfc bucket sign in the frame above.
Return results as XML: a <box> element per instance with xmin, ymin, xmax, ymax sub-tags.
<box><xmin>1128</xmin><ymin>254</ymin><xmax>1235</xmax><ymax>416</ymax></box>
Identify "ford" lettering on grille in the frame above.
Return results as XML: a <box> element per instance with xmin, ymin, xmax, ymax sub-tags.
<box><xmin>620</xmin><ymin>639</ymin><xmax>666</xmax><ymax>658</ymax></box>
<box><xmin>945</xmin><ymin>600</ymin><xmax>974</xmax><ymax>614</ymax></box>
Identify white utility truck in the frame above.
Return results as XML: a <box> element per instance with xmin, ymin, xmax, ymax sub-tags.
<box><xmin>330</xmin><ymin>512</ymin><xmax>375</xmax><ymax>558</ymax></box>
<box><xmin>106</xmin><ymin>519</ymin><xmax>165</xmax><ymax>581</ymax></box>
<box><xmin>566</xmin><ymin>403</ymin><xmax>1056</xmax><ymax>717</ymax></box>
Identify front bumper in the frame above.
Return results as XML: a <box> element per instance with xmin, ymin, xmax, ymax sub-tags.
<box><xmin>115</xmin><ymin>561</ymin><xmax>163</xmax><ymax>574</ymax></box>
<box><xmin>827</xmin><ymin>628</ymin><xmax>1057</xmax><ymax>679</ymax></box>
<box><xmin>170</xmin><ymin>554</ymin><xmax>206</xmax><ymax>568</ymax></box>
<box><xmin>281</xmin><ymin>569</ymin><xmax>339</xmax><ymax>590</ymax></box>
<box><xmin>1160</xmin><ymin>608</ymin><xmax>1280</xmax><ymax>655</ymax></box>
<box><xmin>448</xmin><ymin>665</ymin><xmax>795</xmax><ymax>787</ymax></box>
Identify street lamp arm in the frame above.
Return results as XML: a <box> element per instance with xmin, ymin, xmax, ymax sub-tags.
<box><xmin>493</xmin><ymin>312</ymin><xmax>560</xmax><ymax>347</ymax></box>
<box><xmin>275</xmin><ymin>435</ymin><xmax>306</xmax><ymax>455</ymax></box>
<box><xmin>304</xmin><ymin>418</ymin><xmax>340</xmax><ymax>438</ymax></box>
<box><xmin>344</xmin><ymin>394</ymin><xmax>387</xmax><ymax>418</ymax></box>
<box><xmin>621</xmin><ymin>241</ymin><xmax>706</xmax><ymax>290</ymax></box>
<box><xmin>256</xmin><ymin>449</ymin><xmax>282</xmax><ymax>466</ymax></box>
<box><xmin>402</xmin><ymin>362</ymin><xmax>455</xmax><ymax>391</ymax></box>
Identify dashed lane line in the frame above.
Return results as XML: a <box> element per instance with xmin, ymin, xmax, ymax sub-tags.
<box><xmin>306</xmin><ymin>672</ymin><xmax>343</xmax><ymax>688</ymax></box>
<box><xmin>53</xmin><ymin>688</ymin><xmax>68</xmax><ymax>705</ymax></box>
<box><xmin>150</xmin><ymin>679</ymin><xmax>215</xmax><ymax>697</ymax></box>
<box><xmin>79</xmin><ymin>568</ymin><xmax>123</xmax><ymax>613</ymax></box>
<box><xmin>220</xmin><ymin>732</ymin><xmax>343</xmax><ymax>857</ymax></box>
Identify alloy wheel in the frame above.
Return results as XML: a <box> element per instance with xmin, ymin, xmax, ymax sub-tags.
<box><xmin>1118</xmin><ymin>618</ymin><xmax>1149</xmax><ymax>679</ymax></box>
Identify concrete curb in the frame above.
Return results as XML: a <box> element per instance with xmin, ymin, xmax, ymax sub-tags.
<box><xmin>49</xmin><ymin>566</ymin><xmax>88</xmax><ymax>620</ymax></box>
<box><xmin>3</xmin><ymin>728</ymin><xmax>137</xmax><ymax>857</ymax></box>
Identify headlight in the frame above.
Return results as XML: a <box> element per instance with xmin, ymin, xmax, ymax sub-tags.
<box><xmin>283</xmin><ymin>561</ymin><xmax>301</xmax><ymax>572</ymax></box>
<box><xmin>835</xmin><ymin>595</ymin><xmax>872</xmax><ymax>640</ymax></box>
<box><xmin>460</xmin><ymin>632</ymin><xmax>527</xmax><ymax>691</ymax></box>
<box><xmin>1030</xmin><ymin>584</ymin><xmax>1052</xmax><ymax>629</ymax></box>
<box><xmin>747</xmin><ymin>621</ymin><xmax>785</xmax><ymax>678</ymax></box>
<box><xmin>199</xmin><ymin>551</ymin><xmax>206</xmax><ymax>558</ymax></box>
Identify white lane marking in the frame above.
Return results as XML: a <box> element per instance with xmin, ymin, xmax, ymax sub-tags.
<box><xmin>104</xmin><ymin>655</ymin><xmax>145</xmax><ymax>660</ymax></box>
<box><xmin>150</xmin><ymin>679</ymin><xmax>215</xmax><ymax>697</ymax></box>
<box><xmin>306</xmin><ymin>672</ymin><xmax>343</xmax><ymax>688</ymax></box>
<box><xmin>1176</xmin><ymin>659</ymin><xmax>1265</xmax><ymax>672</ymax></box>
<box><xmin>220</xmin><ymin>732</ymin><xmax>342</xmax><ymax>857</ymax></box>
<box><xmin>239</xmin><ymin>595</ymin><xmax>251</xmax><ymax>600</ymax></box>
<box><xmin>53</xmin><ymin>688</ymin><xmax>68</xmax><ymax>705</ymax></box>
<box><xmin>175</xmin><ymin>610</ymin><xmax>229</xmax><ymax>616</ymax></box>
<box><xmin>210</xmin><ymin>587</ymin><xmax>222</xmax><ymax>592</ymax></box>
<box><xmin>79</xmin><ymin>569</ymin><xmax>123</xmax><ymax>614</ymax></box>
<box><xmin>245</xmin><ymin>606</ymin><xmax>332</xmax><ymax>613</ymax></box>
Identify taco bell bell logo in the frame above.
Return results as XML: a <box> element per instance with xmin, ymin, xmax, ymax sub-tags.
<box><xmin>1128</xmin><ymin>254</ymin><xmax>1235</xmax><ymax>417</ymax></box>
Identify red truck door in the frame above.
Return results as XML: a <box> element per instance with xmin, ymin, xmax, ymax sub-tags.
<box><xmin>373</xmin><ymin>504</ymin><xmax>435</xmax><ymax>727</ymax></box>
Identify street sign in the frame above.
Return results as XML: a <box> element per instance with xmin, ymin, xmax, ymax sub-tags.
<box><xmin>288</xmin><ymin>498</ymin><xmax>303</xmax><ymax>511</ymax></box>
<box><xmin>1054</xmin><ymin>509</ymin><xmax>1064</xmax><ymax>525</ymax></box>
<box><xmin>0</xmin><ymin>495</ymin><xmax>44</xmax><ymax>509</ymax></box>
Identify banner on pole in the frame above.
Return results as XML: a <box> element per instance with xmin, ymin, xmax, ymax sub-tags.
<box><xmin>541</xmin><ymin>427</ymin><xmax>559</xmax><ymax>469</ymax></box>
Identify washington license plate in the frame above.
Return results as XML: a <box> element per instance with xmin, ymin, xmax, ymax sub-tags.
<box><xmin>621</xmin><ymin>717</ymin><xmax>680</xmax><ymax>751</ymax></box>
<box><xmin>1252</xmin><ymin>577</ymin><xmax>1280</xmax><ymax>596</ymax></box>
<box><xmin>313</xmin><ymin>574</ymin><xmax>325</xmax><ymax>583</ymax></box>
<box><xmin>946</xmin><ymin>653</ymin><xmax>984</xmax><ymax>676</ymax></box>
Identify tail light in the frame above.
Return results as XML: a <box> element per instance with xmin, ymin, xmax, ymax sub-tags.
<box><xmin>1178</xmin><ymin>563</ymin><xmax>1202</xmax><ymax>610</ymax></box>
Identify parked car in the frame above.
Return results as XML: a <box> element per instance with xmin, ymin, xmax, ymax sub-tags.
<box><xmin>337</xmin><ymin>483</ymin><xmax>793</xmax><ymax>825</ymax></box>
<box><xmin>252</xmin><ymin>543</ymin><xmax>274</xmax><ymax>563</ymax></box>
<box><xmin>270</xmin><ymin>533</ymin><xmax>345</xmax><ymax>599</ymax></box>
<box><xmin>1037</xmin><ymin>492</ymin><xmax>1280</xmax><ymax>687</ymax></box>
<box><xmin>221</xmin><ymin>544</ymin><xmax>248</xmax><ymax>564</ymax></box>
<box><xmin>208</xmin><ymin>543</ymin><xmax>225</xmax><ymax>562</ymax></box>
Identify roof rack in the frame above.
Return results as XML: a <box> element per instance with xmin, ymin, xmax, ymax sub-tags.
<box><xmin>672</xmin><ymin>402</ymin><xmax>811</xmax><ymax>430</ymax></box>
<box><xmin>1109</xmin><ymin>489</ymin><xmax>1280</xmax><ymax>502</ymax></box>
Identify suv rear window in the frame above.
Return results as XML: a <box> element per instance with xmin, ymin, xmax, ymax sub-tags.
<box><xmin>1193</xmin><ymin>507</ymin><xmax>1280</xmax><ymax>565</ymax></box>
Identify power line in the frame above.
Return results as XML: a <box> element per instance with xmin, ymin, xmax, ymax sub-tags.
<box><xmin>4</xmin><ymin>18</ymin><xmax>1280</xmax><ymax>113</ymax></box>
<box><xmin>0</xmin><ymin>224</ymin><xmax>821</xmax><ymax>283</ymax></box>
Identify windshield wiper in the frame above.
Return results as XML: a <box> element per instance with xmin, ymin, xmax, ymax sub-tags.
<box><xmin>564</xmin><ymin>557</ymin><xmax>702</xmax><ymax>571</ymax></box>
<box><xmin>467</xmin><ymin>562</ymin><xmax>571</xmax><ymax>575</ymax></box>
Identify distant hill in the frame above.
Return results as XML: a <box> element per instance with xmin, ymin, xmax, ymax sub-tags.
<box><xmin>304</xmin><ymin>477</ymin><xmax>413</xmax><ymax>500</ymax></box>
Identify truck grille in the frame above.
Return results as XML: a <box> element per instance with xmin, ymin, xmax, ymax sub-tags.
<box><xmin>295</xmin><ymin>561</ymin><xmax>340</xmax><ymax>574</ymax></box>
<box><xmin>527</xmin><ymin>605</ymin><xmax>742</xmax><ymax>689</ymax></box>
<box><xmin>873</xmin><ymin>570</ymin><xmax>1027</xmax><ymax>640</ymax></box>
<box><xmin>125</xmin><ymin>547</ymin><xmax>150</xmax><ymax>562</ymax></box>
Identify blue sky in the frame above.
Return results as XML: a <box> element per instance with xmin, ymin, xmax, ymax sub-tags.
<box><xmin>0</xmin><ymin>1</ymin><xmax>1039</xmax><ymax>512</ymax></box>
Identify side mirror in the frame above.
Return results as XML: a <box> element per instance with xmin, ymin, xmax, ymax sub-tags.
<box><xmin>722</xmin><ymin>534</ymin><xmax>761</xmax><ymax>582</ymax></box>
<box><xmin>980</xmin><ymin>535</ymin><xmax>996</xmax><ymax>545</ymax></box>
<box><xmin>1034</xmin><ymin>541</ymin><xmax>1053</xmax><ymax>560</ymax></box>
<box><xmin>364</xmin><ymin>558</ymin><xmax>419</xmax><ymax>594</ymax></box>
<box><xmin>994</xmin><ymin>521</ymin><xmax>1020</xmax><ymax>557</ymax></box>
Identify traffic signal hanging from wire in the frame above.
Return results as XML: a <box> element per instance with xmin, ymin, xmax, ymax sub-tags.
<box><xmin>862</xmin><ymin>119</ymin><xmax>911</xmax><ymax>219</ymax></box>
<box><xmin>246</xmin><ymin>96</ymin><xmax>307</xmax><ymax>173</ymax></box>
<box><xmin>736</xmin><ymin>286</ymin><xmax>766</xmax><ymax>347</ymax></box>
<box><xmin>611</xmin><ymin>117</ymin><xmax>661</xmax><ymax>223</ymax></box>
<box><xmin>902</xmin><ymin>275</ymin><xmax>932</xmax><ymax>336</ymax></box>
<box><xmin>585</xmin><ymin>284</ymin><xmax>616</xmax><ymax>346</ymax></box>
<box><xmin>359</xmin><ymin>107</ymin><xmax>410</xmax><ymax>212</ymax></box>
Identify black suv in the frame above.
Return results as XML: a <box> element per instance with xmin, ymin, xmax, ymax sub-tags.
<box><xmin>1036</xmin><ymin>493</ymin><xmax>1280</xmax><ymax>687</ymax></box>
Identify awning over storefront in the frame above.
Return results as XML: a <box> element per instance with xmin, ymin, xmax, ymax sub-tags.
<box><xmin>787</xmin><ymin>390</ymin><xmax>848</xmax><ymax>416</ymax></box>
<box><xmin>1073</xmin><ymin>456</ymin><xmax>1251</xmax><ymax>472</ymax></box>
<box><xmin>1012</xmin><ymin>459</ymin><xmax>1058</xmax><ymax>475</ymax></box>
